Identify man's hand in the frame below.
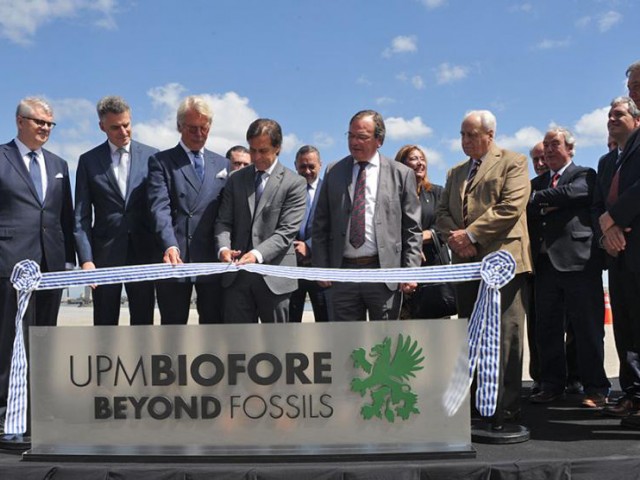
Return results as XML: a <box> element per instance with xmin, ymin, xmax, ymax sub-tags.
<box><xmin>163</xmin><ymin>246</ymin><xmax>182</xmax><ymax>265</ymax></box>
<box><xmin>237</xmin><ymin>251</ymin><xmax>258</xmax><ymax>265</ymax></box>
<box><xmin>294</xmin><ymin>240</ymin><xmax>310</xmax><ymax>258</ymax></box>
<box><xmin>318</xmin><ymin>280</ymin><xmax>332</xmax><ymax>288</ymax></box>
<box><xmin>400</xmin><ymin>282</ymin><xmax>417</xmax><ymax>294</ymax></box>
<box><xmin>81</xmin><ymin>261</ymin><xmax>97</xmax><ymax>289</ymax></box>
<box><xmin>603</xmin><ymin>224</ymin><xmax>628</xmax><ymax>252</ymax></box>
<box><xmin>447</xmin><ymin>229</ymin><xmax>474</xmax><ymax>256</ymax></box>
<box><xmin>219</xmin><ymin>248</ymin><xmax>242</xmax><ymax>263</ymax></box>
<box><xmin>599</xmin><ymin>212</ymin><xmax>615</xmax><ymax>234</ymax></box>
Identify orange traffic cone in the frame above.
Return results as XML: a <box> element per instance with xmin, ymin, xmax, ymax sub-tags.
<box><xmin>604</xmin><ymin>291</ymin><xmax>613</xmax><ymax>325</ymax></box>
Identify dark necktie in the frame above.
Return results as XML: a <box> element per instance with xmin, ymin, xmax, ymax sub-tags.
<box><xmin>607</xmin><ymin>152</ymin><xmax>622</xmax><ymax>206</ymax></box>
<box><xmin>349</xmin><ymin>161</ymin><xmax>367</xmax><ymax>248</ymax></box>
<box><xmin>192</xmin><ymin>150</ymin><xmax>204</xmax><ymax>181</ymax></box>
<box><xmin>255</xmin><ymin>170</ymin><xmax>265</xmax><ymax>207</ymax></box>
<box><xmin>462</xmin><ymin>159</ymin><xmax>481</xmax><ymax>226</ymax></box>
<box><xmin>28</xmin><ymin>151</ymin><xmax>43</xmax><ymax>202</ymax></box>
<box><xmin>551</xmin><ymin>172</ymin><xmax>561</xmax><ymax>188</ymax></box>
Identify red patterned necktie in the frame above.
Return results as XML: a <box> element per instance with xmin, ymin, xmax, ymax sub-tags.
<box><xmin>551</xmin><ymin>172</ymin><xmax>561</xmax><ymax>188</ymax></box>
<box><xmin>607</xmin><ymin>168</ymin><xmax>620</xmax><ymax>206</ymax></box>
<box><xmin>349</xmin><ymin>161</ymin><xmax>367</xmax><ymax>248</ymax></box>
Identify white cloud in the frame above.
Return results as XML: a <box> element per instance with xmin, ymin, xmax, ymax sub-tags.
<box><xmin>375</xmin><ymin>97</ymin><xmax>396</xmax><ymax>106</ymax></box>
<box><xmin>421</xmin><ymin>147</ymin><xmax>446</xmax><ymax>169</ymax></box>
<box><xmin>382</xmin><ymin>35</ymin><xmax>418</xmax><ymax>58</ymax></box>
<box><xmin>396</xmin><ymin>72</ymin><xmax>408</xmax><ymax>82</ymax></box>
<box><xmin>496</xmin><ymin>126</ymin><xmax>545</xmax><ymax>151</ymax></box>
<box><xmin>598</xmin><ymin>10</ymin><xmax>622</xmax><ymax>32</ymax></box>
<box><xmin>356</xmin><ymin>75</ymin><xmax>372</xmax><ymax>86</ymax></box>
<box><xmin>136</xmin><ymin>85</ymin><xmax>260</xmax><ymax>153</ymax></box>
<box><xmin>509</xmin><ymin>3</ymin><xmax>532</xmax><ymax>13</ymax></box>
<box><xmin>412</xmin><ymin>75</ymin><xmax>425</xmax><ymax>90</ymax></box>
<box><xmin>386</xmin><ymin>116</ymin><xmax>433</xmax><ymax>140</ymax></box>
<box><xmin>417</xmin><ymin>0</ymin><xmax>447</xmax><ymax>9</ymax></box>
<box><xmin>576</xmin><ymin>16</ymin><xmax>591</xmax><ymax>28</ymax></box>
<box><xmin>282</xmin><ymin>133</ymin><xmax>302</xmax><ymax>155</ymax></box>
<box><xmin>0</xmin><ymin>0</ymin><xmax>117</xmax><ymax>45</ymax></box>
<box><xmin>435</xmin><ymin>63</ymin><xmax>469</xmax><ymax>85</ymax></box>
<box><xmin>312</xmin><ymin>132</ymin><xmax>335</xmax><ymax>149</ymax></box>
<box><xmin>533</xmin><ymin>38</ymin><xmax>571</xmax><ymax>50</ymax></box>
<box><xmin>572</xmin><ymin>106</ymin><xmax>608</xmax><ymax>147</ymax></box>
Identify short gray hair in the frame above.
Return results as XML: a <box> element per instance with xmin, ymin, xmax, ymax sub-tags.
<box><xmin>96</xmin><ymin>96</ymin><xmax>130</xmax><ymax>120</ymax></box>
<box><xmin>295</xmin><ymin>145</ymin><xmax>321</xmax><ymax>163</ymax></box>
<box><xmin>464</xmin><ymin>110</ymin><xmax>497</xmax><ymax>133</ymax></box>
<box><xmin>547</xmin><ymin>126</ymin><xmax>576</xmax><ymax>157</ymax></box>
<box><xmin>626</xmin><ymin>61</ymin><xmax>640</xmax><ymax>78</ymax></box>
<box><xmin>611</xmin><ymin>96</ymin><xmax>640</xmax><ymax>118</ymax></box>
<box><xmin>176</xmin><ymin>96</ymin><xmax>213</xmax><ymax>130</ymax></box>
<box><xmin>16</xmin><ymin>97</ymin><xmax>53</xmax><ymax>118</ymax></box>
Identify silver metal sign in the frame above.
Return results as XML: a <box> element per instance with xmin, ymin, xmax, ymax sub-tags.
<box><xmin>29</xmin><ymin>320</ymin><xmax>471</xmax><ymax>458</ymax></box>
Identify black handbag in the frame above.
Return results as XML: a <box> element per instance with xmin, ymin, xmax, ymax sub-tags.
<box><xmin>408</xmin><ymin>229</ymin><xmax>457</xmax><ymax>319</ymax></box>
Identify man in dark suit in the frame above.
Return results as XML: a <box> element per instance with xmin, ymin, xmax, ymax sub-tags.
<box><xmin>289</xmin><ymin>145</ymin><xmax>329</xmax><ymax>323</ymax></box>
<box><xmin>147</xmin><ymin>96</ymin><xmax>228</xmax><ymax>324</ymax></box>
<box><xmin>593</xmin><ymin>95</ymin><xmax>640</xmax><ymax>422</ymax></box>
<box><xmin>528</xmin><ymin>127</ymin><xmax>609</xmax><ymax>408</ymax></box>
<box><xmin>74</xmin><ymin>96</ymin><xmax>159</xmax><ymax>325</ymax></box>
<box><xmin>214</xmin><ymin>118</ymin><xmax>306</xmax><ymax>323</ymax></box>
<box><xmin>436</xmin><ymin>110</ymin><xmax>531</xmax><ymax>423</ymax></box>
<box><xmin>0</xmin><ymin>97</ymin><xmax>75</xmax><ymax>432</ymax></box>
<box><xmin>312</xmin><ymin>110</ymin><xmax>422</xmax><ymax>321</ymax></box>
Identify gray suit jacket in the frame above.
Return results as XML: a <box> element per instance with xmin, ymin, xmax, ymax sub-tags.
<box><xmin>311</xmin><ymin>153</ymin><xmax>422</xmax><ymax>290</ymax></box>
<box><xmin>214</xmin><ymin>161</ymin><xmax>307</xmax><ymax>294</ymax></box>
<box><xmin>74</xmin><ymin>140</ymin><xmax>159</xmax><ymax>267</ymax></box>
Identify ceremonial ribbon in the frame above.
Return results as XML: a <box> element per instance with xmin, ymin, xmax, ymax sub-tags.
<box><xmin>5</xmin><ymin>251</ymin><xmax>515</xmax><ymax>434</ymax></box>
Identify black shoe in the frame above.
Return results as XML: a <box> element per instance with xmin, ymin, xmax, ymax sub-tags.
<box><xmin>565</xmin><ymin>380</ymin><xmax>584</xmax><ymax>395</ymax></box>
<box><xmin>530</xmin><ymin>381</ymin><xmax>541</xmax><ymax>396</ymax></box>
<box><xmin>530</xmin><ymin>390</ymin><xmax>564</xmax><ymax>404</ymax></box>
<box><xmin>604</xmin><ymin>397</ymin><xmax>640</xmax><ymax>418</ymax></box>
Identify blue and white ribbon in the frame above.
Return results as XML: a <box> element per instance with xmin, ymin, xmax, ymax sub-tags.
<box><xmin>443</xmin><ymin>250</ymin><xmax>516</xmax><ymax>417</ymax></box>
<box><xmin>5</xmin><ymin>251</ymin><xmax>515</xmax><ymax>434</ymax></box>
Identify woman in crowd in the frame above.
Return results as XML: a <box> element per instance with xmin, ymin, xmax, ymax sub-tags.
<box><xmin>395</xmin><ymin>145</ymin><xmax>456</xmax><ymax>319</ymax></box>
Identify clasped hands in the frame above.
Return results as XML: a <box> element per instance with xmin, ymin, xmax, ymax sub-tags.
<box><xmin>599</xmin><ymin>212</ymin><xmax>631</xmax><ymax>258</ymax></box>
<box><xmin>447</xmin><ymin>229</ymin><xmax>477</xmax><ymax>259</ymax></box>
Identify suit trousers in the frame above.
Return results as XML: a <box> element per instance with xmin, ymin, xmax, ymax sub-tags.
<box><xmin>223</xmin><ymin>271</ymin><xmax>290</xmax><ymax>323</ymax></box>
<box><xmin>156</xmin><ymin>278</ymin><xmax>223</xmax><ymax>325</ymax></box>
<box><xmin>534</xmin><ymin>255</ymin><xmax>609</xmax><ymax>395</ymax></box>
<box><xmin>92</xmin><ymin>281</ymin><xmax>155</xmax><ymax>326</ymax></box>
<box><xmin>289</xmin><ymin>278</ymin><xmax>329</xmax><ymax>323</ymax></box>
<box><xmin>456</xmin><ymin>273</ymin><xmax>526</xmax><ymax>417</ymax></box>
<box><xmin>608</xmin><ymin>257</ymin><xmax>640</xmax><ymax>398</ymax></box>
<box><xmin>328</xmin><ymin>258</ymin><xmax>401</xmax><ymax>322</ymax></box>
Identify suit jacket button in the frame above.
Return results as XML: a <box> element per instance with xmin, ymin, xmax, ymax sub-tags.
<box><xmin>188</xmin><ymin>235</ymin><xmax>193</xmax><ymax>240</ymax></box>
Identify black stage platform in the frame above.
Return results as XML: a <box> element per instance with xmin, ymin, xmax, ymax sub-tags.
<box><xmin>2</xmin><ymin>383</ymin><xmax>640</xmax><ymax>479</ymax></box>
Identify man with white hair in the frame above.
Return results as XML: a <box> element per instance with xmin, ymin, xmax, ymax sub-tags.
<box><xmin>436</xmin><ymin>109</ymin><xmax>532</xmax><ymax>424</ymax></box>
<box><xmin>528</xmin><ymin>127</ymin><xmax>609</xmax><ymax>408</ymax></box>
<box><xmin>148</xmin><ymin>96</ymin><xmax>228</xmax><ymax>324</ymax></box>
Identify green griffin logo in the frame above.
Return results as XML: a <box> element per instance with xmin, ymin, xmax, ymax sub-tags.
<box><xmin>350</xmin><ymin>334</ymin><xmax>425</xmax><ymax>422</ymax></box>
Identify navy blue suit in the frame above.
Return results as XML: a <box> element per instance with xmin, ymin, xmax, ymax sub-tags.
<box><xmin>0</xmin><ymin>139</ymin><xmax>74</xmax><ymax>416</ymax></box>
<box><xmin>528</xmin><ymin>162</ymin><xmax>609</xmax><ymax>395</ymax></box>
<box><xmin>148</xmin><ymin>144</ymin><xmax>227</xmax><ymax>324</ymax></box>
<box><xmin>74</xmin><ymin>140</ymin><xmax>159</xmax><ymax>325</ymax></box>
<box><xmin>593</xmin><ymin>128</ymin><xmax>640</xmax><ymax>398</ymax></box>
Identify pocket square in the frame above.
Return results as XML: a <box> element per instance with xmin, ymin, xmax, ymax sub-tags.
<box><xmin>216</xmin><ymin>168</ymin><xmax>228</xmax><ymax>179</ymax></box>
<box><xmin>55</xmin><ymin>173</ymin><xmax>64</xmax><ymax>179</ymax></box>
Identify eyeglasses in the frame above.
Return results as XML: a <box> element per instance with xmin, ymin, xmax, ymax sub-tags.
<box><xmin>183</xmin><ymin>124</ymin><xmax>210</xmax><ymax>134</ymax></box>
<box><xmin>346</xmin><ymin>132</ymin><xmax>374</xmax><ymax>142</ymax></box>
<box><xmin>21</xmin><ymin>116</ymin><xmax>56</xmax><ymax>129</ymax></box>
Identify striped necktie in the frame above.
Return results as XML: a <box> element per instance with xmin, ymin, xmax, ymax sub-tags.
<box><xmin>349</xmin><ymin>161</ymin><xmax>367</xmax><ymax>248</ymax></box>
<box><xmin>462</xmin><ymin>159</ymin><xmax>481</xmax><ymax>225</ymax></box>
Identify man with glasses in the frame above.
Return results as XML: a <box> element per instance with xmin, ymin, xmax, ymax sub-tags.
<box><xmin>312</xmin><ymin>109</ymin><xmax>422</xmax><ymax>321</ymax></box>
<box><xmin>0</xmin><ymin>97</ymin><xmax>75</xmax><ymax>438</ymax></box>
<box><xmin>148</xmin><ymin>96</ymin><xmax>228</xmax><ymax>324</ymax></box>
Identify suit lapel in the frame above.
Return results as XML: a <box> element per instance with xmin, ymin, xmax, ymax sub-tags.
<box><xmin>255</xmin><ymin>162</ymin><xmax>285</xmax><ymax>218</ymax></box>
<box><xmin>98</xmin><ymin>142</ymin><xmax>123</xmax><ymax>200</ymax></box>
<box><xmin>4</xmin><ymin>140</ymin><xmax>41</xmax><ymax>202</ymax></box>
<box><xmin>245</xmin><ymin>166</ymin><xmax>257</xmax><ymax>219</ymax></box>
<box><xmin>175</xmin><ymin>145</ymin><xmax>201</xmax><ymax>193</ymax></box>
<box><xmin>467</xmin><ymin>144</ymin><xmax>501</xmax><ymax>193</ymax></box>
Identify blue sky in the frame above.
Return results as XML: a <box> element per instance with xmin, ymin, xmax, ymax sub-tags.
<box><xmin>0</xmin><ymin>0</ymin><xmax>636</xmax><ymax>187</ymax></box>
